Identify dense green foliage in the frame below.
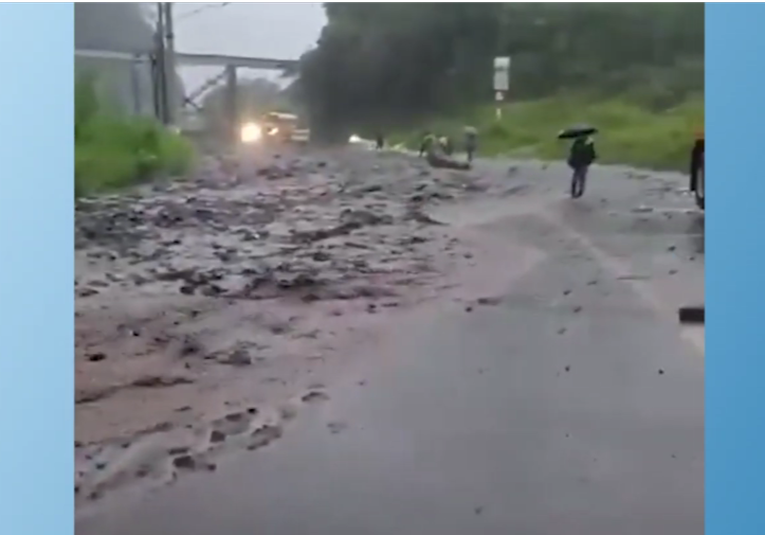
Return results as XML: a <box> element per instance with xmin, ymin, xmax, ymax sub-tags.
<box><xmin>75</xmin><ymin>4</ymin><xmax>192</xmax><ymax>197</ymax></box>
<box><xmin>75</xmin><ymin>76</ymin><xmax>194</xmax><ymax>197</ymax></box>
<box><xmin>391</xmin><ymin>95</ymin><xmax>703</xmax><ymax>170</ymax></box>
<box><xmin>299</xmin><ymin>3</ymin><xmax>704</xmax><ymax>141</ymax></box>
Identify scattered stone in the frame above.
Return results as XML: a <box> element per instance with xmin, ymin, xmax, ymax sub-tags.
<box><xmin>302</xmin><ymin>391</ymin><xmax>330</xmax><ymax>404</ymax></box>
<box><xmin>247</xmin><ymin>425</ymin><xmax>283</xmax><ymax>451</ymax></box>
<box><xmin>86</xmin><ymin>352</ymin><xmax>107</xmax><ymax>362</ymax></box>
<box><xmin>172</xmin><ymin>454</ymin><xmax>196</xmax><ymax>470</ymax></box>
<box><xmin>78</xmin><ymin>288</ymin><xmax>100</xmax><ymax>298</ymax></box>
<box><xmin>178</xmin><ymin>336</ymin><xmax>203</xmax><ymax>357</ymax></box>
<box><xmin>218</xmin><ymin>347</ymin><xmax>252</xmax><ymax>367</ymax></box>
<box><xmin>210</xmin><ymin>430</ymin><xmax>227</xmax><ymax>444</ymax></box>
<box><xmin>132</xmin><ymin>375</ymin><xmax>193</xmax><ymax>388</ymax></box>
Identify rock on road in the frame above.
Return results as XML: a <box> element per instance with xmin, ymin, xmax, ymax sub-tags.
<box><xmin>76</xmin><ymin>148</ymin><xmax>703</xmax><ymax>535</ymax></box>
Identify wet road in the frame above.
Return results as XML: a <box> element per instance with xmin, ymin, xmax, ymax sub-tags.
<box><xmin>77</xmin><ymin>157</ymin><xmax>704</xmax><ymax>535</ymax></box>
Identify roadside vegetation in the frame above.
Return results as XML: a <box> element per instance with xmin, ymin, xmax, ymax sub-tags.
<box><xmin>389</xmin><ymin>94</ymin><xmax>703</xmax><ymax>171</ymax></box>
<box><xmin>297</xmin><ymin>4</ymin><xmax>704</xmax><ymax>170</ymax></box>
<box><xmin>75</xmin><ymin>75</ymin><xmax>194</xmax><ymax>198</ymax></box>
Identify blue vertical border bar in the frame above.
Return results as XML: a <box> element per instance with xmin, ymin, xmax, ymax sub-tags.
<box><xmin>706</xmin><ymin>4</ymin><xmax>765</xmax><ymax>535</ymax></box>
<box><xmin>0</xmin><ymin>4</ymin><xmax>74</xmax><ymax>535</ymax></box>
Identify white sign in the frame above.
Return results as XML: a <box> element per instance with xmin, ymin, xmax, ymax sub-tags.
<box><xmin>495</xmin><ymin>91</ymin><xmax>504</xmax><ymax>101</ymax></box>
<box><xmin>493</xmin><ymin>56</ymin><xmax>511</xmax><ymax>92</ymax></box>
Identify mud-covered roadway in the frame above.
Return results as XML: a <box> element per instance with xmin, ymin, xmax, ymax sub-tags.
<box><xmin>75</xmin><ymin>146</ymin><xmax>521</xmax><ymax>505</ymax></box>
<box><xmin>75</xmin><ymin>145</ymin><xmax>703</xmax><ymax>522</ymax></box>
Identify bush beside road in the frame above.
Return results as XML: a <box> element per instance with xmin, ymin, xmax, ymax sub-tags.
<box><xmin>75</xmin><ymin>76</ymin><xmax>194</xmax><ymax>198</ymax></box>
<box><xmin>390</xmin><ymin>95</ymin><xmax>704</xmax><ymax>172</ymax></box>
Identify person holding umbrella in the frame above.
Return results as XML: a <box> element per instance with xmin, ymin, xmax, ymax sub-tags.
<box><xmin>558</xmin><ymin>124</ymin><xmax>598</xmax><ymax>198</ymax></box>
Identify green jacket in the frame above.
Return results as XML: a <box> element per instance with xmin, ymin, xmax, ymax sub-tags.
<box><xmin>420</xmin><ymin>134</ymin><xmax>437</xmax><ymax>154</ymax></box>
<box><xmin>568</xmin><ymin>136</ymin><xmax>596</xmax><ymax>168</ymax></box>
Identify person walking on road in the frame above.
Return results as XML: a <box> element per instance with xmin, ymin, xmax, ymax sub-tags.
<box><xmin>567</xmin><ymin>134</ymin><xmax>597</xmax><ymax>198</ymax></box>
<box><xmin>438</xmin><ymin>135</ymin><xmax>453</xmax><ymax>156</ymax></box>
<box><xmin>375</xmin><ymin>131</ymin><xmax>385</xmax><ymax>151</ymax></box>
<box><xmin>419</xmin><ymin>131</ymin><xmax>436</xmax><ymax>157</ymax></box>
<box><xmin>464</xmin><ymin>126</ymin><xmax>478</xmax><ymax>163</ymax></box>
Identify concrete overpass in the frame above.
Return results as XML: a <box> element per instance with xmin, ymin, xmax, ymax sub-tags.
<box><xmin>74</xmin><ymin>48</ymin><xmax>298</xmax><ymax>71</ymax></box>
<box><xmin>75</xmin><ymin>48</ymin><xmax>299</xmax><ymax>132</ymax></box>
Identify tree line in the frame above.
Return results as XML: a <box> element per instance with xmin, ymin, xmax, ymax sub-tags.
<box><xmin>296</xmin><ymin>3</ymin><xmax>704</xmax><ymax>135</ymax></box>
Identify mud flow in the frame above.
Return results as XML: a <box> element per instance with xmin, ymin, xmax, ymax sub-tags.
<box><xmin>75</xmin><ymin>147</ymin><xmax>531</xmax><ymax>507</ymax></box>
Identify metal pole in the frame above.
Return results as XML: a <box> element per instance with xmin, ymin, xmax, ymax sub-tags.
<box><xmin>151</xmin><ymin>53</ymin><xmax>161</xmax><ymax>120</ymax></box>
<box><xmin>154</xmin><ymin>3</ymin><xmax>168</xmax><ymax>123</ymax></box>
<box><xmin>225</xmin><ymin>64</ymin><xmax>238</xmax><ymax>142</ymax></box>
<box><xmin>163</xmin><ymin>2</ymin><xmax>176</xmax><ymax>126</ymax></box>
<box><xmin>130</xmin><ymin>55</ymin><xmax>142</xmax><ymax>115</ymax></box>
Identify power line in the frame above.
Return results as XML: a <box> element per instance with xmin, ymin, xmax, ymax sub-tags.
<box><xmin>176</xmin><ymin>3</ymin><xmax>231</xmax><ymax>24</ymax></box>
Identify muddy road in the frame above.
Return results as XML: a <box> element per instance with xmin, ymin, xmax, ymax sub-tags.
<box><xmin>75</xmin><ymin>147</ymin><xmax>525</xmax><ymax>504</ymax></box>
<box><xmin>76</xmin><ymin>147</ymin><xmax>703</xmax><ymax>534</ymax></box>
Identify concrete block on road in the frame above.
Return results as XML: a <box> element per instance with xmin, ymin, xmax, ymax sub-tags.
<box><xmin>678</xmin><ymin>305</ymin><xmax>704</xmax><ymax>325</ymax></box>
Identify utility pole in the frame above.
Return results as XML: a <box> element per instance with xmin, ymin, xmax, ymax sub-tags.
<box><xmin>154</xmin><ymin>2</ymin><xmax>168</xmax><ymax>124</ymax></box>
<box><xmin>224</xmin><ymin>65</ymin><xmax>238</xmax><ymax>143</ymax></box>
<box><xmin>163</xmin><ymin>2</ymin><xmax>177</xmax><ymax>127</ymax></box>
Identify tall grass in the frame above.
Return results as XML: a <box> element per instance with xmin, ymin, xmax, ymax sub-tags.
<box><xmin>390</xmin><ymin>94</ymin><xmax>704</xmax><ymax>171</ymax></box>
<box><xmin>75</xmin><ymin>74</ymin><xmax>194</xmax><ymax>197</ymax></box>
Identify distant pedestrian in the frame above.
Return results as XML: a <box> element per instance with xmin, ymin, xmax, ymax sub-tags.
<box><xmin>419</xmin><ymin>131</ymin><xmax>436</xmax><ymax>157</ymax></box>
<box><xmin>567</xmin><ymin>134</ymin><xmax>597</xmax><ymax>198</ymax></box>
<box><xmin>464</xmin><ymin>126</ymin><xmax>478</xmax><ymax>163</ymax></box>
<box><xmin>438</xmin><ymin>136</ymin><xmax>453</xmax><ymax>156</ymax></box>
<box><xmin>375</xmin><ymin>132</ymin><xmax>385</xmax><ymax>150</ymax></box>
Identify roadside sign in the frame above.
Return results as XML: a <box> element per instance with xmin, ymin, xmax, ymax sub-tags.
<box><xmin>495</xmin><ymin>91</ymin><xmax>504</xmax><ymax>101</ymax></box>
<box><xmin>493</xmin><ymin>56</ymin><xmax>511</xmax><ymax>92</ymax></box>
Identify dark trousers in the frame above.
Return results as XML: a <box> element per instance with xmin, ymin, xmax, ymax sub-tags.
<box><xmin>466</xmin><ymin>143</ymin><xmax>476</xmax><ymax>163</ymax></box>
<box><xmin>571</xmin><ymin>166</ymin><xmax>589</xmax><ymax>198</ymax></box>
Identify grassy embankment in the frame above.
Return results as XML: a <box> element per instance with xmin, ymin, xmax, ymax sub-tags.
<box><xmin>75</xmin><ymin>76</ymin><xmax>194</xmax><ymax>197</ymax></box>
<box><xmin>390</xmin><ymin>94</ymin><xmax>704</xmax><ymax>171</ymax></box>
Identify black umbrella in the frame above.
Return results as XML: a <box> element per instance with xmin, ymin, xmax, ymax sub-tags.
<box><xmin>557</xmin><ymin>124</ymin><xmax>598</xmax><ymax>140</ymax></box>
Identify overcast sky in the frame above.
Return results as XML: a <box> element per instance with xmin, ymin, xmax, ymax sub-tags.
<box><xmin>172</xmin><ymin>2</ymin><xmax>326</xmax><ymax>90</ymax></box>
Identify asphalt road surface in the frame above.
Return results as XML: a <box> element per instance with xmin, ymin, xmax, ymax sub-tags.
<box><xmin>77</xmin><ymin>154</ymin><xmax>703</xmax><ymax>535</ymax></box>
